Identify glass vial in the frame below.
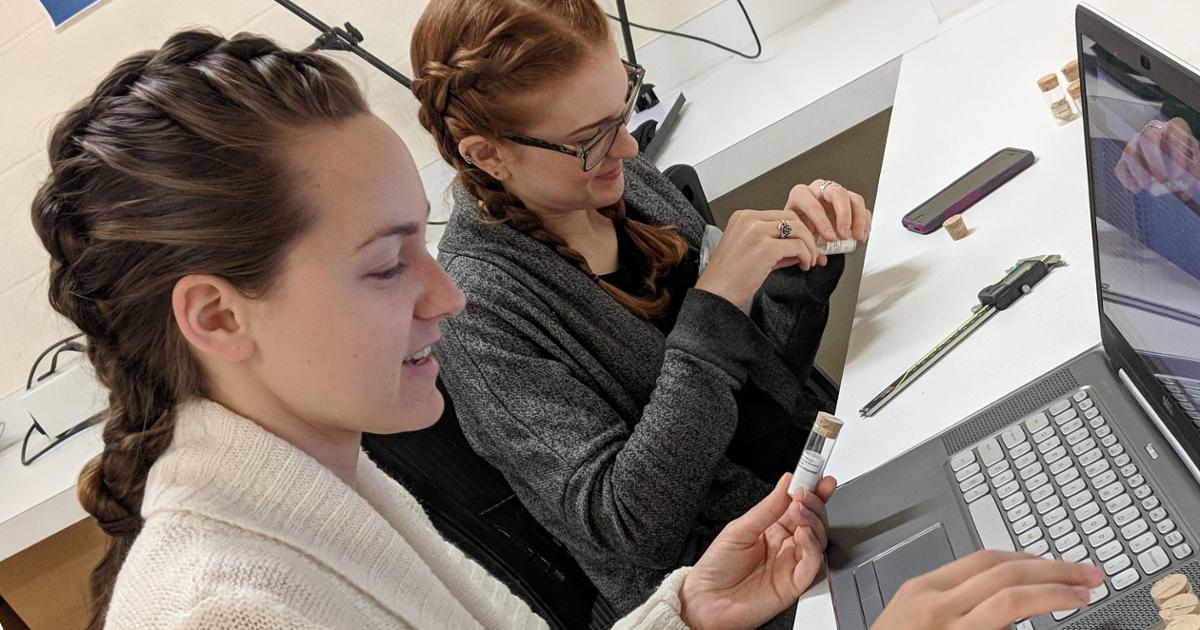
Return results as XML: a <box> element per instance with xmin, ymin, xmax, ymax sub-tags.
<box><xmin>816</xmin><ymin>237</ymin><xmax>857</xmax><ymax>256</ymax></box>
<box><xmin>1038</xmin><ymin>73</ymin><xmax>1077</xmax><ymax>125</ymax></box>
<box><xmin>789</xmin><ymin>411</ymin><xmax>843</xmax><ymax>496</ymax></box>
<box><xmin>1061</xmin><ymin>59</ymin><xmax>1080</xmax><ymax>84</ymax></box>
<box><xmin>1067</xmin><ymin>79</ymin><xmax>1082</xmax><ymax>114</ymax></box>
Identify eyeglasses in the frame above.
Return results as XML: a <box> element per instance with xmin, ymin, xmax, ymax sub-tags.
<box><xmin>503</xmin><ymin>62</ymin><xmax>645</xmax><ymax>172</ymax></box>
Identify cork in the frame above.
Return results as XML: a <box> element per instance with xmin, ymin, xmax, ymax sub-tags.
<box><xmin>1067</xmin><ymin>79</ymin><xmax>1081</xmax><ymax>102</ymax></box>
<box><xmin>1154</xmin><ymin>574</ymin><xmax>1193</xmax><ymax>606</ymax></box>
<box><xmin>812</xmin><ymin>412</ymin><xmax>843</xmax><ymax>440</ymax></box>
<box><xmin>1062</xmin><ymin>59</ymin><xmax>1080</xmax><ymax>83</ymax></box>
<box><xmin>1162</xmin><ymin>593</ymin><xmax>1200</xmax><ymax>621</ymax></box>
<box><xmin>1038</xmin><ymin>72</ymin><xmax>1061</xmax><ymax>91</ymax></box>
<box><xmin>1167</xmin><ymin>615</ymin><xmax>1200</xmax><ymax>630</ymax></box>
<box><xmin>944</xmin><ymin>214</ymin><xmax>969</xmax><ymax>240</ymax></box>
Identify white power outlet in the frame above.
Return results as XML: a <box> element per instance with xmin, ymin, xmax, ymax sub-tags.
<box><xmin>20</xmin><ymin>355</ymin><xmax>108</xmax><ymax>438</ymax></box>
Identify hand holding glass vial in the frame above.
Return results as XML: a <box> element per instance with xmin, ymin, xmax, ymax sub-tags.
<box><xmin>789</xmin><ymin>412</ymin><xmax>843</xmax><ymax>496</ymax></box>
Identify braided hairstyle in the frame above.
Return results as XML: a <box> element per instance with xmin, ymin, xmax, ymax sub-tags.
<box><xmin>411</xmin><ymin>0</ymin><xmax>688</xmax><ymax>319</ymax></box>
<box><xmin>28</xmin><ymin>30</ymin><xmax>366</xmax><ymax>629</ymax></box>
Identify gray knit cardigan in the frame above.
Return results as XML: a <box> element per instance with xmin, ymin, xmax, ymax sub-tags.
<box><xmin>434</xmin><ymin>154</ymin><xmax>844</xmax><ymax>617</ymax></box>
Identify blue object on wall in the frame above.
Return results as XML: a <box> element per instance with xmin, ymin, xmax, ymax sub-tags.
<box><xmin>39</xmin><ymin>0</ymin><xmax>101</xmax><ymax>27</ymax></box>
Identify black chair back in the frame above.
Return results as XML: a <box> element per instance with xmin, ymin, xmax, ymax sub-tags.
<box><xmin>363</xmin><ymin>380</ymin><xmax>612</xmax><ymax>629</ymax></box>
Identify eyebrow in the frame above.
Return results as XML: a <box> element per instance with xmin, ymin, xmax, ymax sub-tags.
<box><xmin>356</xmin><ymin>203</ymin><xmax>430</xmax><ymax>251</ymax></box>
<box><xmin>567</xmin><ymin>113</ymin><xmax>623</xmax><ymax>138</ymax></box>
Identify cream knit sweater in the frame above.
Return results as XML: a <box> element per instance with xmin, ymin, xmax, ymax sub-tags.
<box><xmin>105</xmin><ymin>399</ymin><xmax>690</xmax><ymax>629</ymax></box>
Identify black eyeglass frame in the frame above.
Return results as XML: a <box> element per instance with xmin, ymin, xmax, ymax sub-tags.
<box><xmin>502</xmin><ymin>62</ymin><xmax>646</xmax><ymax>172</ymax></box>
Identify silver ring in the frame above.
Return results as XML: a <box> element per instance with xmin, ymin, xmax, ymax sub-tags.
<box><xmin>818</xmin><ymin>180</ymin><xmax>841</xmax><ymax>195</ymax></box>
<box><xmin>777</xmin><ymin>220</ymin><xmax>793</xmax><ymax>239</ymax></box>
<box><xmin>1143</xmin><ymin>119</ymin><xmax>1167</xmax><ymax>133</ymax></box>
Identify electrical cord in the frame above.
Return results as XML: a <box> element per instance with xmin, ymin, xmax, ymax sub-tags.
<box><xmin>606</xmin><ymin>0</ymin><xmax>762</xmax><ymax>61</ymax></box>
<box><xmin>43</xmin><ymin>342</ymin><xmax>85</xmax><ymax>382</ymax></box>
<box><xmin>21</xmin><ymin>419</ymin><xmax>92</xmax><ymax>466</ymax></box>
<box><xmin>25</xmin><ymin>333</ymin><xmax>83</xmax><ymax>390</ymax></box>
<box><xmin>19</xmin><ymin>333</ymin><xmax>93</xmax><ymax>466</ymax></box>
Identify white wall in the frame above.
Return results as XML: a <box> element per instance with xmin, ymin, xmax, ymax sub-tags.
<box><xmin>0</xmin><ymin>0</ymin><xmax>719</xmax><ymax>396</ymax></box>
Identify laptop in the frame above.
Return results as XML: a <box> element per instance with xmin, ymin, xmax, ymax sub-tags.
<box><xmin>827</xmin><ymin>6</ymin><xmax>1200</xmax><ymax>629</ymax></box>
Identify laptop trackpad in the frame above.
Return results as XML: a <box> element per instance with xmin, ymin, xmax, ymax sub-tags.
<box><xmin>853</xmin><ymin>525</ymin><xmax>956</xmax><ymax>625</ymax></box>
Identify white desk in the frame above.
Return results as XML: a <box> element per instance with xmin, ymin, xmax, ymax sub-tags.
<box><xmin>795</xmin><ymin>0</ymin><xmax>1200</xmax><ymax>627</ymax></box>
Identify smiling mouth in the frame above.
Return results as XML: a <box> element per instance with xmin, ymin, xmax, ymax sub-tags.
<box><xmin>403</xmin><ymin>345</ymin><xmax>434</xmax><ymax>365</ymax></box>
<box><xmin>597</xmin><ymin>164</ymin><xmax>622</xmax><ymax>180</ymax></box>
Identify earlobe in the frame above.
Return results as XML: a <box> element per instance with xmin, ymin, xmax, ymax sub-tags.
<box><xmin>172</xmin><ymin>275</ymin><xmax>255</xmax><ymax>363</ymax></box>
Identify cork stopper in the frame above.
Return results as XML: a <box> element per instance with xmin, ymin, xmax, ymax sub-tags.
<box><xmin>944</xmin><ymin>214</ymin><xmax>969</xmax><ymax>240</ymax></box>
<box><xmin>1167</xmin><ymin>614</ymin><xmax>1200</xmax><ymax>630</ymax></box>
<box><xmin>1067</xmin><ymin>79</ymin><xmax>1081</xmax><ymax>101</ymax></box>
<box><xmin>812</xmin><ymin>412</ymin><xmax>843</xmax><ymax>440</ymax></box>
<box><xmin>1154</xmin><ymin>574</ymin><xmax>1193</xmax><ymax>606</ymax></box>
<box><xmin>1038</xmin><ymin>73</ymin><xmax>1061</xmax><ymax>91</ymax></box>
<box><xmin>1162</xmin><ymin>593</ymin><xmax>1200</xmax><ymax>621</ymax></box>
<box><xmin>1062</xmin><ymin>59</ymin><xmax>1080</xmax><ymax>83</ymax></box>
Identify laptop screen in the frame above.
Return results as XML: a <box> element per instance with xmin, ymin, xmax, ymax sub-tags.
<box><xmin>1081</xmin><ymin>34</ymin><xmax>1200</xmax><ymax>425</ymax></box>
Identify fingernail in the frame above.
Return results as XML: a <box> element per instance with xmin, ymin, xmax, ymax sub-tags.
<box><xmin>1073</xmin><ymin>586</ymin><xmax>1090</xmax><ymax>601</ymax></box>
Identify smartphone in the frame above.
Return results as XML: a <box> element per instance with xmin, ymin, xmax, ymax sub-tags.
<box><xmin>902</xmin><ymin>147</ymin><xmax>1036</xmax><ymax>234</ymax></box>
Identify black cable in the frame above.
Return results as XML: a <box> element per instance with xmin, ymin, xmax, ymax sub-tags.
<box><xmin>26</xmin><ymin>333</ymin><xmax>83</xmax><ymax>390</ymax></box>
<box><xmin>606</xmin><ymin>0</ymin><xmax>762</xmax><ymax>61</ymax></box>
<box><xmin>42</xmin><ymin>342</ymin><xmax>85</xmax><ymax>383</ymax></box>
<box><xmin>19</xmin><ymin>333</ymin><xmax>92</xmax><ymax>466</ymax></box>
<box><xmin>21</xmin><ymin>419</ymin><xmax>93</xmax><ymax>466</ymax></box>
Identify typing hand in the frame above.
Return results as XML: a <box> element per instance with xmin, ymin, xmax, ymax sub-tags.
<box><xmin>870</xmin><ymin>550</ymin><xmax>1104</xmax><ymax>630</ymax></box>
<box><xmin>678</xmin><ymin>473</ymin><xmax>837</xmax><ymax>630</ymax></box>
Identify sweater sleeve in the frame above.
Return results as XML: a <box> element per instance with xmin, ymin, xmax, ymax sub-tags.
<box><xmin>437</xmin><ymin>261</ymin><xmax>772</xmax><ymax>568</ymax></box>
<box><xmin>611</xmin><ymin>567</ymin><xmax>691</xmax><ymax>630</ymax></box>
<box><xmin>750</xmin><ymin>254</ymin><xmax>845</xmax><ymax>381</ymax></box>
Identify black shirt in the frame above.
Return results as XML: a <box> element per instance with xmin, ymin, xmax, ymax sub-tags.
<box><xmin>598</xmin><ymin>220</ymin><xmax>700</xmax><ymax>335</ymax></box>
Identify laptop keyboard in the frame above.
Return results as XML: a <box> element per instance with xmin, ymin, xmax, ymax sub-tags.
<box><xmin>1159</xmin><ymin>375</ymin><xmax>1200</xmax><ymax>425</ymax></box>
<box><xmin>948</xmin><ymin>387</ymin><xmax>1193</xmax><ymax>627</ymax></box>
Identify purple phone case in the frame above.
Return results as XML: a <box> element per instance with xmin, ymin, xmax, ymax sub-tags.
<box><xmin>902</xmin><ymin>148</ymin><xmax>1036</xmax><ymax>234</ymax></box>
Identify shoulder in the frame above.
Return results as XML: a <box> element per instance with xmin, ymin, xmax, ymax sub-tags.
<box><xmin>106</xmin><ymin>513</ymin><xmax>356</xmax><ymax>629</ymax></box>
<box><xmin>622</xmin><ymin>155</ymin><xmax>706</xmax><ymax>242</ymax></box>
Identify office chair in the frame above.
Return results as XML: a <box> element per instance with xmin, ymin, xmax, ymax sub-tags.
<box><xmin>362</xmin><ymin>380</ymin><xmax>615</xmax><ymax>630</ymax></box>
<box><xmin>662</xmin><ymin>163</ymin><xmax>841</xmax><ymax>408</ymax></box>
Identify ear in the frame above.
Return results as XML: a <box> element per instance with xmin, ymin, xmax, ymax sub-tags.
<box><xmin>458</xmin><ymin>134</ymin><xmax>509</xmax><ymax>181</ymax></box>
<box><xmin>172</xmin><ymin>274</ymin><xmax>255</xmax><ymax>363</ymax></box>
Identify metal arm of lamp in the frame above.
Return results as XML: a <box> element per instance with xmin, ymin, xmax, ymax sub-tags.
<box><xmin>273</xmin><ymin>0</ymin><xmax>412</xmax><ymax>90</ymax></box>
<box><xmin>615</xmin><ymin>0</ymin><xmax>659</xmax><ymax>112</ymax></box>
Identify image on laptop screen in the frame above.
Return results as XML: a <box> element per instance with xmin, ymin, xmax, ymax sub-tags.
<box><xmin>1081</xmin><ymin>34</ymin><xmax>1200</xmax><ymax>426</ymax></box>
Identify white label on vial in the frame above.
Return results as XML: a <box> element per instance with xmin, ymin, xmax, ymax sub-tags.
<box><xmin>817</xmin><ymin>239</ymin><xmax>857</xmax><ymax>255</ymax></box>
<box><xmin>789</xmin><ymin>450</ymin><xmax>826</xmax><ymax>495</ymax></box>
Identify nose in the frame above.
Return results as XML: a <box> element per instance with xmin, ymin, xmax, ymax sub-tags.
<box><xmin>609</xmin><ymin>125</ymin><xmax>639</xmax><ymax>161</ymax></box>
<box><xmin>415</xmin><ymin>251</ymin><xmax>466</xmax><ymax>322</ymax></box>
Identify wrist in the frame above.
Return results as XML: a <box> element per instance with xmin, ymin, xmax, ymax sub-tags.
<box><xmin>678</xmin><ymin>573</ymin><xmax>711</xmax><ymax>630</ymax></box>
<box><xmin>694</xmin><ymin>276</ymin><xmax>748</xmax><ymax>311</ymax></box>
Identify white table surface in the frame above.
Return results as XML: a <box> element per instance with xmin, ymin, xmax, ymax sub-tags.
<box><xmin>795</xmin><ymin>0</ymin><xmax>1200</xmax><ymax>627</ymax></box>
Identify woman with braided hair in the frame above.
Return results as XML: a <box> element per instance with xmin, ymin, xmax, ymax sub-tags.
<box><xmin>409</xmin><ymin>0</ymin><xmax>862</xmax><ymax>621</ymax></box>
